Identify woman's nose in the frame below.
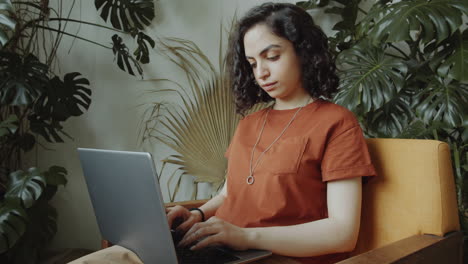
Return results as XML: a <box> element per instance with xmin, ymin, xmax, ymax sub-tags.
<box><xmin>255</xmin><ymin>63</ymin><xmax>270</xmax><ymax>80</ymax></box>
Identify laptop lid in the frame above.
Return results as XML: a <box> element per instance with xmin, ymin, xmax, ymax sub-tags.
<box><xmin>78</xmin><ymin>148</ymin><xmax>178</xmax><ymax>263</ymax></box>
<box><xmin>78</xmin><ymin>148</ymin><xmax>272</xmax><ymax>264</ymax></box>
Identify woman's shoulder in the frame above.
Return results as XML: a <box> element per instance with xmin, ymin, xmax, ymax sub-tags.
<box><xmin>313</xmin><ymin>100</ymin><xmax>360</xmax><ymax>127</ymax></box>
<box><xmin>239</xmin><ymin>107</ymin><xmax>269</xmax><ymax>122</ymax></box>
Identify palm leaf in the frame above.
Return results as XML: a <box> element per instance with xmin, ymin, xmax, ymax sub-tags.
<box><xmin>141</xmin><ymin>36</ymin><xmax>265</xmax><ymax>196</ymax></box>
<box><xmin>94</xmin><ymin>0</ymin><xmax>154</xmax><ymax>32</ymax></box>
<box><xmin>360</xmin><ymin>0</ymin><xmax>468</xmax><ymax>45</ymax></box>
<box><xmin>334</xmin><ymin>41</ymin><xmax>407</xmax><ymax>114</ymax></box>
<box><xmin>416</xmin><ymin>79</ymin><xmax>468</xmax><ymax>127</ymax></box>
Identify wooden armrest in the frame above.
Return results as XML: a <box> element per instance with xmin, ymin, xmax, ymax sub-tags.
<box><xmin>101</xmin><ymin>200</ymin><xmax>210</xmax><ymax>249</ymax></box>
<box><xmin>164</xmin><ymin>199</ymin><xmax>210</xmax><ymax>209</ymax></box>
<box><xmin>337</xmin><ymin>231</ymin><xmax>463</xmax><ymax>264</ymax></box>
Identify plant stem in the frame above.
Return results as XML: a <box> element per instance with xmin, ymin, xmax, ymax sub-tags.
<box><xmin>35</xmin><ymin>25</ymin><xmax>112</xmax><ymax>49</ymax></box>
<box><xmin>47</xmin><ymin>18</ymin><xmax>126</xmax><ymax>33</ymax></box>
<box><xmin>358</xmin><ymin>7</ymin><xmax>367</xmax><ymax>15</ymax></box>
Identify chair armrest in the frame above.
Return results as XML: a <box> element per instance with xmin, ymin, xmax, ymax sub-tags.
<box><xmin>164</xmin><ymin>199</ymin><xmax>210</xmax><ymax>209</ymax></box>
<box><xmin>101</xmin><ymin>200</ymin><xmax>210</xmax><ymax>249</ymax></box>
<box><xmin>337</xmin><ymin>231</ymin><xmax>463</xmax><ymax>264</ymax></box>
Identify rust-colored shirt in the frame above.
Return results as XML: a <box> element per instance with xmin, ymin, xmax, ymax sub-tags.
<box><xmin>215</xmin><ymin>99</ymin><xmax>376</xmax><ymax>264</ymax></box>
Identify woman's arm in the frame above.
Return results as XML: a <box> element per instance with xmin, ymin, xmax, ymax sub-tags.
<box><xmin>246</xmin><ymin>176</ymin><xmax>362</xmax><ymax>256</ymax></box>
<box><xmin>182</xmin><ymin>177</ymin><xmax>362</xmax><ymax>257</ymax></box>
<box><xmin>167</xmin><ymin>179</ymin><xmax>228</xmax><ymax>231</ymax></box>
<box><xmin>198</xmin><ymin>179</ymin><xmax>228</xmax><ymax>219</ymax></box>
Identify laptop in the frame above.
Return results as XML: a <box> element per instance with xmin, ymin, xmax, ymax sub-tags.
<box><xmin>78</xmin><ymin>148</ymin><xmax>272</xmax><ymax>263</ymax></box>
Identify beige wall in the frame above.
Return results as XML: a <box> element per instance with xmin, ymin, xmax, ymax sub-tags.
<box><xmin>37</xmin><ymin>0</ymin><xmax>336</xmax><ymax>250</ymax></box>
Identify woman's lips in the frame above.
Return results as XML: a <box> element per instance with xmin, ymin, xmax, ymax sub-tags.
<box><xmin>261</xmin><ymin>81</ymin><xmax>277</xmax><ymax>91</ymax></box>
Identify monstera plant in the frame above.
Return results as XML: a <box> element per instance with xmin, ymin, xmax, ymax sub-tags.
<box><xmin>297</xmin><ymin>0</ymin><xmax>468</xmax><ymax>257</ymax></box>
<box><xmin>0</xmin><ymin>0</ymin><xmax>155</xmax><ymax>263</ymax></box>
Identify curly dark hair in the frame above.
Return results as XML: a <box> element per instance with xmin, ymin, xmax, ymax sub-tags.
<box><xmin>225</xmin><ymin>2</ymin><xmax>339</xmax><ymax>115</ymax></box>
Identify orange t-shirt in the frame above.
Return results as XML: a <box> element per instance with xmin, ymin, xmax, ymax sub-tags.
<box><xmin>215</xmin><ymin>99</ymin><xmax>376</xmax><ymax>264</ymax></box>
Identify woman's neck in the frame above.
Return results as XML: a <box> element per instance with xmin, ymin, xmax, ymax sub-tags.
<box><xmin>273</xmin><ymin>96</ymin><xmax>313</xmax><ymax>110</ymax></box>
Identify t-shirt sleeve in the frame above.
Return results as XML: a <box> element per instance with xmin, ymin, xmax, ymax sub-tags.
<box><xmin>321</xmin><ymin>125</ymin><xmax>376</xmax><ymax>182</ymax></box>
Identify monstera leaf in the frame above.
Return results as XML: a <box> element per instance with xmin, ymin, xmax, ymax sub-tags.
<box><xmin>0</xmin><ymin>114</ymin><xmax>18</xmax><ymax>137</ymax></box>
<box><xmin>0</xmin><ymin>0</ymin><xmax>15</xmax><ymax>47</ymax></box>
<box><xmin>112</xmin><ymin>34</ymin><xmax>143</xmax><ymax>77</ymax></box>
<box><xmin>28</xmin><ymin>72</ymin><xmax>90</xmax><ymax>143</ymax></box>
<box><xmin>432</xmin><ymin>30</ymin><xmax>468</xmax><ymax>83</ymax></box>
<box><xmin>367</xmin><ymin>87</ymin><xmax>414</xmax><ymax>137</ymax></box>
<box><xmin>416</xmin><ymin>78</ymin><xmax>468</xmax><ymax>127</ymax></box>
<box><xmin>134</xmin><ymin>31</ymin><xmax>155</xmax><ymax>64</ymax></box>
<box><xmin>0</xmin><ymin>201</ymin><xmax>27</xmax><ymax>253</ymax></box>
<box><xmin>33</xmin><ymin>72</ymin><xmax>91</xmax><ymax>122</ymax></box>
<box><xmin>41</xmin><ymin>166</ymin><xmax>67</xmax><ymax>201</ymax></box>
<box><xmin>95</xmin><ymin>0</ymin><xmax>154</xmax><ymax>32</ymax></box>
<box><xmin>0</xmin><ymin>53</ymin><xmax>49</xmax><ymax>105</ymax></box>
<box><xmin>360</xmin><ymin>0</ymin><xmax>468</xmax><ymax>45</ymax></box>
<box><xmin>5</xmin><ymin>168</ymin><xmax>46</xmax><ymax>209</ymax></box>
<box><xmin>334</xmin><ymin>41</ymin><xmax>407</xmax><ymax>114</ymax></box>
<box><xmin>0</xmin><ymin>166</ymin><xmax>63</xmax><ymax>256</ymax></box>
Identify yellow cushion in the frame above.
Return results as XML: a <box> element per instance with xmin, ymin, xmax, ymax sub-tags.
<box><xmin>351</xmin><ymin>138</ymin><xmax>460</xmax><ymax>255</ymax></box>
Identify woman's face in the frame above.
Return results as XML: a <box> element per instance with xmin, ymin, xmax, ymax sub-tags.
<box><xmin>243</xmin><ymin>23</ymin><xmax>307</xmax><ymax>104</ymax></box>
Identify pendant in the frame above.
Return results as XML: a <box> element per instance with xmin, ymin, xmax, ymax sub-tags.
<box><xmin>246</xmin><ymin>175</ymin><xmax>255</xmax><ymax>185</ymax></box>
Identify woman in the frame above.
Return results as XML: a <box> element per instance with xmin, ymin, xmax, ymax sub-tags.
<box><xmin>167</xmin><ymin>2</ymin><xmax>376</xmax><ymax>264</ymax></box>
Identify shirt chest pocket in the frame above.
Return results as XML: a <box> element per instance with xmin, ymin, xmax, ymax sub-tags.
<box><xmin>260</xmin><ymin>137</ymin><xmax>308</xmax><ymax>174</ymax></box>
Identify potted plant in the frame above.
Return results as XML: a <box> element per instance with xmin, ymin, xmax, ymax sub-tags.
<box><xmin>0</xmin><ymin>0</ymin><xmax>156</xmax><ymax>263</ymax></box>
<box><xmin>296</xmin><ymin>0</ymin><xmax>467</xmax><ymax>257</ymax></box>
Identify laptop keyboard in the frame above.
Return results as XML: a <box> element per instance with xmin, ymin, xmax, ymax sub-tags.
<box><xmin>176</xmin><ymin>246</ymin><xmax>240</xmax><ymax>264</ymax></box>
<box><xmin>171</xmin><ymin>227</ymin><xmax>240</xmax><ymax>263</ymax></box>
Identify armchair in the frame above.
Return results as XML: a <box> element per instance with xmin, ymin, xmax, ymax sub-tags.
<box><xmin>102</xmin><ymin>138</ymin><xmax>462</xmax><ymax>263</ymax></box>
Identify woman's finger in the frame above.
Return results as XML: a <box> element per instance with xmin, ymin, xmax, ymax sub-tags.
<box><xmin>179</xmin><ymin>225</ymin><xmax>218</xmax><ymax>247</ymax></box>
<box><xmin>176</xmin><ymin>216</ymin><xmax>196</xmax><ymax>232</ymax></box>
<box><xmin>166</xmin><ymin>210</ymin><xmax>181</xmax><ymax>227</ymax></box>
<box><xmin>190</xmin><ymin>233</ymin><xmax>223</xmax><ymax>250</ymax></box>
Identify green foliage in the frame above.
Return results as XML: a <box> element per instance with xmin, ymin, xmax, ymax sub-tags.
<box><xmin>0</xmin><ymin>0</ymin><xmax>156</xmax><ymax>262</ymax></box>
<box><xmin>0</xmin><ymin>166</ymin><xmax>64</xmax><ymax>264</ymax></box>
<box><xmin>29</xmin><ymin>72</ymin><xmax>91</xmax><ymax>143</ymax></box>
<box><xmin>0</xmin><ymin>0</ymin><xmax>14</xmax><ymax>47</ymax></box>
<box><xmin>360</xmin><ymin>0</ymin><xmax>467</xmax><ymax>45</ymax></box>
<box><xmin>95</xmin><ymin>0</ymin><xmax>155</xmax><ymax>32</ymax></box>
<box><xmin>298</xmin><ymin>0</ymin><xmax>468</xmax><ymax>257</ymax></box>
<box><xmin>0</xmin><ymin>201</ymin><xmax>27</xmax><ymax>253</ymax></box>
<box><xmin>111</xmin><ymin>34</ymin><xmax>144</xmax><ymax>77</ymax></box>
<box><xmin>335</xmin><ymin>41</ymin><xmax>408</xmax><ymax>114</ymax></box>
<box><xmin>5</xmin><ymin>168</ymin><xmax>45</xmax><ymax>209</ymax></box>
<box><xmin>0</xmin><ymin>53</ymin><xmax>49</xmax><ymax>105</ymax></box>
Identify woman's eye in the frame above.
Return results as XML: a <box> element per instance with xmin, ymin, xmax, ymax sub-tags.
<box><xmin>250</xmin><ymin>63</ymin><xmax>257</xmax><ymax>68</ymax></box>
<box><xmin>267</xmin><ymin>55</ymin><xmax>279</xmax><ymax>61</ymax></box>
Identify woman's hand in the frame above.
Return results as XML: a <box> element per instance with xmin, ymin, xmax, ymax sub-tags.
<box><xmin>166</xmin><ymin>206</ymin><xmax>202</xmax><ymax>232</ymax></box>
<box><xmin>178</xmin><ymin>216</ymin><xmax>251</xmax><ymax>251</ymax></box>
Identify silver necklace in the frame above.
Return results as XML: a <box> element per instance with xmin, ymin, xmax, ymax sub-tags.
<box><xmin>247</xmin><ymin>98</ymin><xmax>311</xmax><ymax>185</ymax></box>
